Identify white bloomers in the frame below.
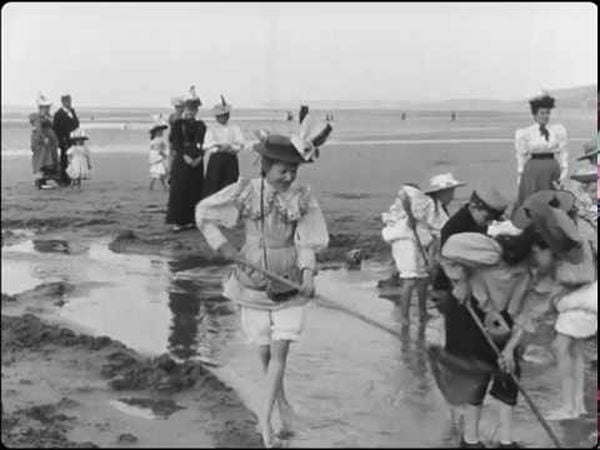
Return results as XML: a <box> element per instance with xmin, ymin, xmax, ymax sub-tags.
<box><xmin>240</xmin><ymin>305</ymin><xmax>306</xmax><ymax>346</ymax></box>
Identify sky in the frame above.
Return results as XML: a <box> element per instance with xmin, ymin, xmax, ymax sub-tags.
<box><xmin>1</xmin><ymin>2</ymin><xmax>597</xmax><ymax>108</ymax></box>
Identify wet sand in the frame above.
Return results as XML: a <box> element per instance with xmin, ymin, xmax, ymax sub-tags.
<box><xmin>2</xmin><ymin>135</ymin><xmax>597</xmax><ymax>447</ymax></box>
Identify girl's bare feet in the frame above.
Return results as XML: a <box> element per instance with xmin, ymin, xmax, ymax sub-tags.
<box><xmin>259</xmin><ymin>419</ymin><xmax>280</xmax><ymax>448</ymax></box>
<box><xmin>276</xmin><ymin>401</ymin><xmax>296</xmax><ymax>439</ymax></box>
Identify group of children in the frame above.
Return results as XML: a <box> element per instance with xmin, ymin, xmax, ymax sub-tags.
<box><xmin>190</xmin><ymin>91</ymin><xmax>597</xmax><ymax>448</ymax></box>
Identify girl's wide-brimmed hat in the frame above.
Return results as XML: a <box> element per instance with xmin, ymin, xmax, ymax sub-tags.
<box><xmin>212</xmin><ymin>95</ymin><xmax>232</xmax><ymax>116</ymax></box>
<box><xmin>183</xmin><ymin>85</ymin><xmax>202</xmax><ymax>108</ymax></box>
<box><xmin>576</xmin><ymin>140</ymin><xmax>598</xmax><ymax>161</ymax></box>
<box><xmin>254</xmin><ymin>134</ymin><xmax>308</xmax><ymax>164</ymax></box>
<box><xmin>512</xmin><ymin>190</ymin><xmax>576</xmax><ymax>229</ymax></box>
<box><xmin>253</xmin><ymin>104</ymin><xmax>334</xmax><ymax>164</ymax></box>
<box><xmin>69</xmin><ymin>128</ymin><xmax>89</xmax><ymax>142</ymax></box>
<box><xmin>149</xmin><ymin>114</ymin><xmax>169</xmax><ymax>133</ymax></box>
<box><xmin>36</xmin><ymin>92</ymin><xmax>53</xmax><ymax>107</ymax></box>
<box><xmin>423</xmin><ymin>173</ymin><xmax>467</xmax><ymax>195</ymax></box>
<box><xmin>570</xmin><ymin>167</ymin><xmax>597</xmax><ymax>184</ymax></box>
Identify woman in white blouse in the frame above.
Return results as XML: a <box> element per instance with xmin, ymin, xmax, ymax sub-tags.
<box><xmin>514</xmin><ymin>93</ymin><xmax>568</xmax><ymax>207</ymax></box>
<box><xmin>202</xmin><ymin>95</ymin><xmax>246</xmax><ymax>198</ymax></box>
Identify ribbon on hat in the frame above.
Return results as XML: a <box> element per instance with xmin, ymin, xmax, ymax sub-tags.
<box><xmin>290</xmin><ymin>105</ymin><xmax>334</xmax><ymax>162</ymax></box>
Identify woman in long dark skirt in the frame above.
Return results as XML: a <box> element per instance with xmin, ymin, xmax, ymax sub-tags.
<box><xmin>166</xmin><ymin>88</ymin><xmax>206</xmax><ymax>231</ymax></box>
<box><xmin>514</xmin><ymin>93</ymin><xmax>568</xmax><ymax>208</ymax></box>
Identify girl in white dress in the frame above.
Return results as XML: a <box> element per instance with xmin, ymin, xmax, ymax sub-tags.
<box><xmin>148</xmin><ymin>117</ymin><xmax>169</xmax><ymax>191</ymax></box>
<box><xmin>66</xmin><ymin>129</ymin><xmax>92</xmax><ymax>189</ymax></box>
<box><xmin>381</xmin><ymin>173</ymin><xmax>465</xmax><ymax>323</ymax></box>
<box><xmin>195</xmin><ymin>117</ymin><xmax>332</xmax><ymax>448</ymax></box>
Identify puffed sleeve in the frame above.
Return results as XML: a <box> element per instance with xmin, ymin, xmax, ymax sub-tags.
<box><xmin>554</xmin><ymin>125</ymin><xmax>568</xmax><ymax>182</ymax></box>
<box><xmin>195</xmin><ymin>178</ymin><xmax>251</xmax><ymax>251</ymax></box>
<box><xmin>231</xmin><ymin>125</ymin><xmax>246</xmax><ymax>153</ymax></box>
<box><xmin>295</xmin><ymin>188</ymin><xmax>329</xmax><ymax>272</ymax></box>
<box><xmin>203</xmin><ymin>127</ymin><xmax>218</xmax><ymax>154</ymax></box>
<box><xmin>515</xmin><ymin>128</ymin><xmax>529</xmax><ymax>177</ymax></box>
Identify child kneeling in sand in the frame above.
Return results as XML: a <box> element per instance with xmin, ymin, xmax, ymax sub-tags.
<box><xmin>195</xmin><ymin>119</ymin><xmax>332</xmax><ymax>447</ymax></box>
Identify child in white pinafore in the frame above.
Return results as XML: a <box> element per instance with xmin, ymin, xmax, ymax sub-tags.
<box><xmin>195</xmin><ymin>113</ymin><xmax>332</xmax><ymax>448</ymax></box>
<box><xmin>148</xmin><ymin>116</ymin><xmax>169</xmax><ymax>191</ymax></box>
<box><xmin>66</xmin><ymin>129</ymin><xmax>92</xmax><ymax>189</ymax></box>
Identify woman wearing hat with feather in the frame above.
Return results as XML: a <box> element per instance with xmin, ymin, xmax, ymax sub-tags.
<box><xmin>195</xmin><ymin>116</ymin><xmax>332</xmax><ymax>448</ymax></box>
<box><xmin>514</xmin><ymin>92</ymin><xmax>568</xmax><ymax>207</ymax></box>
<box><xmin>202</xmin><ymin>95</ymin><xmax>246</xmax><ymax>198</ymax></box>
<box><xmin>166</xmin><ymin>86</ymin><xmax>207</xmax><ymax>231</ymax></box>
<box><xmin>30</xmin><ymin>92</ymin><xmax>60</xmax><ymax>190</ymax></box>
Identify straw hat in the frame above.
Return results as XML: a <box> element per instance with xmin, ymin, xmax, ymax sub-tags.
<box><xmin>423</xmin><ymin>173</ymin><xmax>466</xmax><ymax>195</ymax></box>
<box><xmin>69</xmin><ymin>128</ymin><xmax>89</xmax><ymax>142</ymax></box>
<box><xmin>512</xmin><ymin>190</ymin><xmax>576</xmax><ymax>229</ymax></box>
<box><xmin>149</xmin><ymin>114</ymin><xmax>168</xmax><ymax>133</ymax></box>
<box><xmin>183</xmin><ymin>85</ymin><xmax>202</xmax><ymax>108</ymax></box>
<box><xmin>570</xmin><ymin>167</ymin><xmax>597</xmax><ymax>184</ymax></box>
<box><xmin>576</xmin><ymin>140</ymin><xmax>598</xmax><ymax>161</ymax></box>
<box><xmin>36</xmin><ymin>92</ymin><xmax>52</xmax><ymax>107</ymax></box>
<box><xmin>212</xmin><ymin>95</ymin><xmax>232</xmax><ymax>116</ymax></box>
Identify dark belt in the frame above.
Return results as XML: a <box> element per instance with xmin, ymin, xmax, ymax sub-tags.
<box><xmin>530</xmin><ymin>153</ymin><xmax>554</xmax><ymax>160</ymax></box>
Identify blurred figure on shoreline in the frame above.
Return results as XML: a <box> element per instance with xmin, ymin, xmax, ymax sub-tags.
<box><xmin>202</xmin><ymin>95</ymin><xmax>245</xmax><ymax>198</ymax></box>
<box><xmin>148</xmin><ymin>115</ymin><xmax>169</xmax><ymax>192</ymax></box>
<box><xmin>66</xmin><ymin>129</ymin><xmax>92</xmax><ymax>190</ymax></box>
<box><xmin>167</xmin><ymin>95</ymin><xmax>185</xmax><ymax>180</ymax></box>
<box><xmin>53</xmin><ymin>93</ymin><xmax>80</xmax><ymax>186</ymax></box>
<box><xmin>166</xmin><ymin>86</ymin><xmax>206</xmax><ymax>232</ymax></box>
<box><xmin>30</xmin><ymin>92</ymin><xmax>59</xmax><ymax>190</ymax></box>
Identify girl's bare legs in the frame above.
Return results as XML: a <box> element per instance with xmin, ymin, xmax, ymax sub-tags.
<box><xmin>462</xmin><ymin>404</ymin><xmax>483</xmax><ymax>444</ymax></box>
<box><xmin>416</xmin><ymin>278</ymin><xmax>430</xmax><ymax>321</ymax></box>
<box><xmin>397</xmin><ymin>278</ymin><xmax>416</xmax><ymax>325</ymax></box>
<box><xmin>259</xmin><ymin>340</ymin><xmax>291</xmax><ymax>448</ymax></box>
<box><xmin>149</xmin><ymin>178</ymin><xmax>156</xmax><ymax>191</ymax></box>
<box><xmin>548</xmin><ymin>333</ymin><xmax>577</xmax><ymax>419</ymax></box>
<box><xmin>572</xmin><ymin>338</ymin><xmax>587</xmax><ymax>416</ymax></box>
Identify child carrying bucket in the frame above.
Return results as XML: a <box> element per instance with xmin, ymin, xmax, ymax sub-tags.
<box><xmin>195</xmin><ymin>113</ymin><xmax>333</xmax><ymax>447</ymax></box>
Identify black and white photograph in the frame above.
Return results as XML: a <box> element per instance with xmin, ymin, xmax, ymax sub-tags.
<box><xmin>1</xmin><ymin>2</ymin><xmax>597</xmax><ymax>448</ymax></box>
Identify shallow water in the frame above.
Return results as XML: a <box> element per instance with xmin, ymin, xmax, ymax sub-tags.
<box><xmin>1</xmin><ymin>238</ymin><xmax>596</xmax><ymax>447</ymax></box>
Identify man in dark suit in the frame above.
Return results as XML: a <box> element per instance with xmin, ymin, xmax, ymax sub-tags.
<box><xmin>53</xmin><ymin>94</ymin><xmax>80</xmax><ymax>186</ymax></box>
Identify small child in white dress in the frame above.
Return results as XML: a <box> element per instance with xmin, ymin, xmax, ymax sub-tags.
<box><xmin>148</xmin><ymin>117</ymin><xmax>169</xmax><ymax>192</ymax></box>
<box><xmin>66</xmin><ymin>129</ymin><xmax>92</xmax><ymax>189</ymax></box>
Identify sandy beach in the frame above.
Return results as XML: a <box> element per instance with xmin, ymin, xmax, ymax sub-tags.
<box><xmin>1</xmin><ymin>107</ymin><xmax>597</xmax><ymax>448</ymax></box>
